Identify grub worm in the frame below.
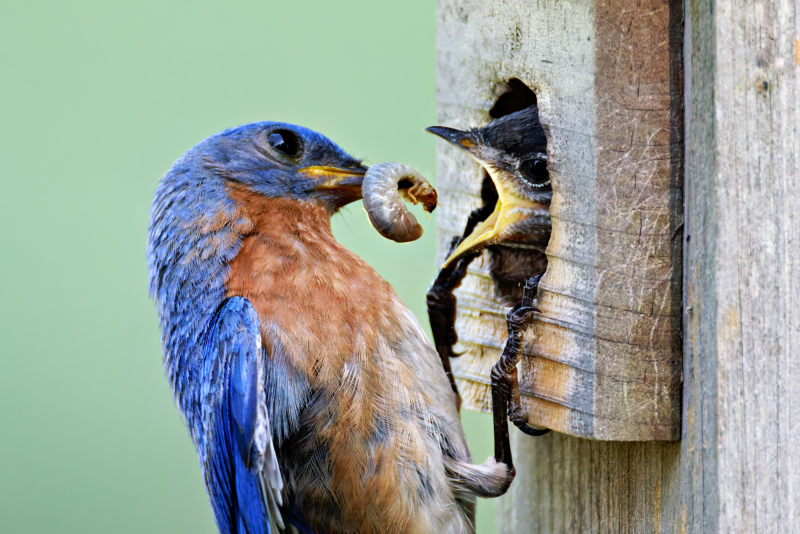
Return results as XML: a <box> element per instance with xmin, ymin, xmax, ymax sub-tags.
<box><xmin>362</xmin><ymin>162</ymin><xmax>438</xmax><ymax>243</ymax></box>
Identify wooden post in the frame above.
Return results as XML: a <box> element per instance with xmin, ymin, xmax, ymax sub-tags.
<box><xmin>435</xmin><ymin>0</ymin><xmax>800</xmax><ymax>531</ymax></box>
<box><xmin>680</xmin><ymin>0</ymin><xmax>800</xmax><ymax>531</ymax></box>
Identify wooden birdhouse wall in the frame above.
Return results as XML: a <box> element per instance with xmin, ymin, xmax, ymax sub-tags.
<box><xmin>436</xmin><ymin>0</ymin><xmax>683</xmax><ymax>441</ymax></box>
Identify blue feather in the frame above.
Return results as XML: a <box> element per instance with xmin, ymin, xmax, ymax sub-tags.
<box><xmin>201</xmin><ymin>297</ymin><xmax>282</xmax><ymax>534</ymax></box>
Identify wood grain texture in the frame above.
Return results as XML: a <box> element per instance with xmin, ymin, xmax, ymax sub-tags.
<box><xmin>436</xmin><ymin>0</ymin><xmax>683</xmax><ymax>442</ymax></box>
<box><xmin>681</xmin><ymin>0</ymin><xmax>800</xmax><ymax>532</ymax></box>
<box><xmin>497</xmin><ymin>431</ymin><xmax>681</xmax><ymax>534</ymax></box>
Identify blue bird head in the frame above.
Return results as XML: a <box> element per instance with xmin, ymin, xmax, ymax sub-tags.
<box><xmin>148</xmin><ymin>121</ymin><xmax>369</xmax><ymax>422</ymax></box>
<box><xmin>187</xmin><ymin>121</ymin><xmax>369</xmax><ymax>211</ymax></box>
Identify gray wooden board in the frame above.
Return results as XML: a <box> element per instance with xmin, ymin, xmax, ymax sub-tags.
<box><xmin>681</xmin><ymin>0</ymin><xmax>800</xmax><ymax>532</ymax></box>
<box><xmin>497</xmin><ymin>432</ymin><xmax>681</xmax><ymax>534</ymax></box>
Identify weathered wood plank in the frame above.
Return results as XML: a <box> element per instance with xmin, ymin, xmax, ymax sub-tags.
<box><xmin>497</xmin><ymin>432</ymin><xmax>681</xmax><ymax>534</ymax></box>
<box><xmin>436</xmin><ymin>0</ymin><xmax>683</xmax><ymax>441</ymax></box>
<box><xmin>434</xmin><ymin>0</ymin><xmax>602</xmax><ymax>435</ymax></box>
<box><xmin>681</xmin><ymin>0</ymin><xmax>800</xmax><ymax>532</ymax></box>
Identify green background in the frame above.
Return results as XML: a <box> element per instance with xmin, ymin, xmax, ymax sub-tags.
<box><xmin>0</xmin><ymin>1</ymin><xmax>496</xmax><ymax>532</ymax></box>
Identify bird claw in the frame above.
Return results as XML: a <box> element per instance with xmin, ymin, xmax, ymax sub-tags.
<box><xmin>506</xmin><ymin>305</ymin><xmax>534</xmax><ymax>334</ymax></box>
<box><xmin>506</xmin><ymin>274</ymin><xmax>542</xmax><ymax>337</ymax></box>
<box><xmin>489</xmin><ymin>273</ymin><xmax>551</xmax><ymax>471</ymax></box>
<box><xmin>504</xmin><ymin>275</ymin><xmax>550</xmax><ymax>435</ymax></box>
<box><xmin>522</xmin><ymin>273</ymin><xmax>543</xmax><ymax>308</ymax></box>
<box><xmin>516</xmin><ymin>422</ymin><xmax>551</xmax><ymax>437</ymax></box>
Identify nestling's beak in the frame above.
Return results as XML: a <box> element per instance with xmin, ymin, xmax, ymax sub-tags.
<box><xmin>426</xmin><ymin>126</ymin><xmax>539</xmax><ymax>268</ymax></box>
<box><xmin>300</xmin><ymin>165</ymin><xmax>368</xmax><ymax>193</ymax></box>
<box><xmin>424</xmin><ymin>126</ymin><xmax>480</xmax><ymax>153</ymax></box>
<box><xmin>442</xmin><ymin>200</ymin><xmax>533</xmax><ymax>267</ymax></box>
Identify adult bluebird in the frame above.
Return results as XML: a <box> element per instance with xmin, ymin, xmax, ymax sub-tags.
<box><xmin>147</xmin><ymin>122</ymin><xmax>517</xmax><ymax>534</ymax></box>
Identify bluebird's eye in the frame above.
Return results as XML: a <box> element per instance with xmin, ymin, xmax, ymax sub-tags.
<box><xmin>267</xmin><ymin>129</ymin><xmax>302</xmax><ymax>157</ymax></box>
<box><xmin>521</xmin><ymin>158</ymin><xmax>549</xmax><ymax>186</ymax></box>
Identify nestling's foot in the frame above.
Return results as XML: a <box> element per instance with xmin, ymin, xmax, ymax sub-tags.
<box><xmin>492</xmin><ymin>274</ymin><xmax>550</xmax><ymax>447</ymax></box>
<box><xmin>508</xmin><ymin>275</ymin><xmax>550</xmax><ymax>436</ymax></box>
<box><xmin>506</xmin><ymin>274</ymin><xmax>541</xmax><ymax>336</ymax></box>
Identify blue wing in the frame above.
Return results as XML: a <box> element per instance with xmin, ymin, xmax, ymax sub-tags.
<box><xmin>201</xmin><ymin>297</ymin><xmax>284</xmax><ymax>534</ymax></box>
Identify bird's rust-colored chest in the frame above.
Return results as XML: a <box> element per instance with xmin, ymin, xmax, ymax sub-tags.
<box><xmin>221</xmin><ymin>187</ymin><xmax>464</xmax><ymax>534</ymax></box>
<box><xmin>223</xmin><ymin>186</ymin><xmax>396</xmax><ymax>379</ymax></box>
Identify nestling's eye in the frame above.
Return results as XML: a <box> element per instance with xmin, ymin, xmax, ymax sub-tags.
<box><xmin>521</xmin><ymin>158</ymin><xmax>549</xmax><ymax>186</ymax></box>
<box><xmin>267</xmin><ymin>130</ymin><xmax>302</xmax><ymax>157</ymax></box>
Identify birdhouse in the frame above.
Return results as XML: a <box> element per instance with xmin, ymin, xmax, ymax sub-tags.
<box><xmin>435</xmin><ymin>0</ymin><xmax>683</xmax><ymax>441</ymax></box>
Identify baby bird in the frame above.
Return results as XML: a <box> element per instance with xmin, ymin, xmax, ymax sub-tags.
<box><xmin>425</xmin><ymin>106</ymin><xmax>552</xmax><ymax>435</ymax></box>
<box><xmin>147</xmin><ymin>122</ymin><xmax>515</xmax><ymax>534</ymax></box>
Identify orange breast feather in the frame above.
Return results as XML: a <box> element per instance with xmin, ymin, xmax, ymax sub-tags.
<box><xmin>222</xmin><ymin>186</ymin><xmax>454</xmax><ymax>534</ymax></box>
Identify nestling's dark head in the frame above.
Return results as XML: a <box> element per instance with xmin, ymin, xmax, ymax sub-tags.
<box><xmin>426</xmin><ymin>106</ymin><xmax>552</xmax><ymax>266</ymax></box>
<box><xmin>426</xmin><ymin>106</ymin><xmax>550</xmax><ymax>204</ymax></box>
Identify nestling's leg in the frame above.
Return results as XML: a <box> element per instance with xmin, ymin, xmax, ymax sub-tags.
<box><xmin>490</xmin><ymin>276</ymin><xmax>549</xmax><ymax>471</ymax></box>
<box><xmin>506</xmin><ymin>276</ymin><xmax>551</xmax><ymax>438</ymax></box>
<box><xmin>442</xmin><ymin>276</ymin><xmax>549</xmax><ymax>500</ymax></box>
<box><xmin>427</xmin><ymin>203</ymin><xmax>495</xmax><ymax>410</ymax></box>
